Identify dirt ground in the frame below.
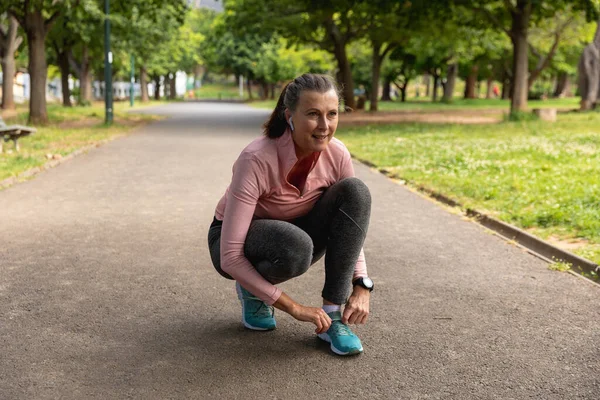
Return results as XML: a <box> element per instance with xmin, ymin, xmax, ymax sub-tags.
<box><xmin>339</xmin><ymin>109</ymin><xmax>505</xmax><ymax>126</ymax></box>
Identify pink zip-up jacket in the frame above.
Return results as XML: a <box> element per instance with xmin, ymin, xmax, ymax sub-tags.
<box><xmin>214</xmin><ymin>129</ymin><xmax>367</xmax><ymax>305</ymax></box>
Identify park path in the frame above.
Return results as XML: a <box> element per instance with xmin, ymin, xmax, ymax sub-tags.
<box><xmin>0</xmin><ymin>103</ymin><xmax>598</xmax><ymax>399</ymax></box>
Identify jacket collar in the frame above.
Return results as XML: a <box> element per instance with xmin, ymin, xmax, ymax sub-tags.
<box><xmin>276</xmin><ymin>129</ymin><xmax>321</xmax><ymax>179</ymax></box>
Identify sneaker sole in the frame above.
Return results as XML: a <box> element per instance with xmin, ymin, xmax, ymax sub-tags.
<box><xmin>317</xmin><ymin>333</ymin><xmax>363</xmax><ymax>356</ymax></box>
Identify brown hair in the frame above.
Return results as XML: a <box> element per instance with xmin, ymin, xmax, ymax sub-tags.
<box><xmin>263</xmin><ymin>73</ymin><xmax>340</xmax><ymax>138</ymax></box>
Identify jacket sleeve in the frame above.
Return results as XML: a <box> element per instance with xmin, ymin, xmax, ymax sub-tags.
<box><xmin>220</xmin><ymin>154</ymin><xmax>282</xmax><ymax>305</ymax></box>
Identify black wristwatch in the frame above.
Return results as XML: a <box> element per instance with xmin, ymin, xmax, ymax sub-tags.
<box><xmin>353</xmin><ymin>277</ymin><xmax>374</xmax><ymax>292</ymax></box>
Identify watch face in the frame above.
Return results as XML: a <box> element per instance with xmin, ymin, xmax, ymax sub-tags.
<box><xmin>363</xmin><ymin>277</ymin><xmax>373</xmax><ymax>288</ymax></box>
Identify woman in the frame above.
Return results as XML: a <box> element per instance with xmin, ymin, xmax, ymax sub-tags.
<box><xmin>208</xmin><ymin>73</ymin><xmax>373</xmax><ymax>356</ymax></box>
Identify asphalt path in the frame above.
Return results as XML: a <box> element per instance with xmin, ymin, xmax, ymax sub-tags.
<box><xmin>1</xmin><ymin>102</ymin><xmax>598</xmax><ymax>399</ymax></box>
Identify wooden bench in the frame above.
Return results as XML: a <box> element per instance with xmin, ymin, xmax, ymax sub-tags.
<box><xmin>0</xmin><ymin>116</ymin><xmax>36</xmax><ymax>153</ymax></box>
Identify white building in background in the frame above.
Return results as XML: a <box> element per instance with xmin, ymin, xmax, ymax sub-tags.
<box><xmin>0</xmin><ymin>72</ymin><xmax>30</xmax><ymax>104</ymax></box>
<box><xmin>91</xmin><ymin>72</ymin><xmax>188</xmax><ymax>100</ymax></box>
<box><xmin>0</xmin><ymin>70</ymin><xmax>188</xmax><ymax>103</ymax></box>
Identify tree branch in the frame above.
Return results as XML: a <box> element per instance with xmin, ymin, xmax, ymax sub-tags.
<box><xmin>381</xmin><ymin>42</ymin><xmax>398</xmax><ymax>58</ymax></box>
<box><xmin>473</xmin><ymin>5</ymin><xmax>511</xmax><ymax>38</ymax></box>
<box><xmin>46</xmin><ymin>0</ymin><xmax>81</xmax><ymax>28</ymax></box>
<box><xmin>502</xmin><ymin>0</ymin><xmax>517</xmax><ymax>15</ymax></box>
<box><xmin>528</xmin><ymin>33</ymin><xmax>561</xmax><ymax>89</ymax></box>
<box><xmin>68</xmin><ymin>49</ymin><xmax>81</xmax><ymax>76</ymax></box>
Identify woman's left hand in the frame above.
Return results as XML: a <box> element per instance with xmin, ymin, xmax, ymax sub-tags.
<box><xmin>342</xmin><ymin>286</ymin><xmax>370</xmax><ymax>325</ymax></box>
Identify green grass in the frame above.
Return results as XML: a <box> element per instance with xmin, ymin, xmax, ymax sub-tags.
<box><xmin>248</xmin><ymin>96</ymin><xmax>580</xmax><ymax>112</ymax></box>
<box><xmin>371</xmin><ymin>97</ymin><xmax>580</xmax><ymax>112</ymax></box>
<box><xmin>193</xmin><ymin>83</ymin><xmax>248</xmax><ymax>100</ymax></box>
<box><xmin>248</xmin><ymin>99</ymin><xmax>278</xmax><ymax>109</ymax></box>
<box><xmin>1</xmin><ymin>101</ymin><xmax>162</xmax><ymax>183</ymax></box>
<box><xmin>336</xmin><ymin>111</ymin><xmax>600</xmax><ymax>265</ymax></box>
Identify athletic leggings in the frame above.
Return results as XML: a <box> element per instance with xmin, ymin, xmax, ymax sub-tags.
<box><xmin>207</xmin><ymin>177</ymin><xmax>371</xmax><ymax>305</ymax></box>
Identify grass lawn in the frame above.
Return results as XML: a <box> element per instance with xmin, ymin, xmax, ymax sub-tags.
<box><xmin>0</xmin><ymin>101</ymin><xmax>163</xmax><ymax>183</ymax></box>
<box><xmin>336</xmin><ymin>111</ymin><xmax>600</xmax><ymax>270</ymax></box>
<box><xmin>248</xmin><ymin>97</ymin><xmax>580</xmax><ymax>112</ymax></box>
<box><xmin>193</xmin><ymin>83</ymin><xmax>247</xmax><ymax>100</ymax></box>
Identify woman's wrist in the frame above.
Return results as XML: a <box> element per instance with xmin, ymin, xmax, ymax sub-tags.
<box><xmin>273</xmin><ymin>292</ymin><xmax>298</xmax><ymax>316</ymax></box>
<box><xmin>351</xmin><ymin>285</ymin><xmax>371</xmax><ymax>297</ymax></box>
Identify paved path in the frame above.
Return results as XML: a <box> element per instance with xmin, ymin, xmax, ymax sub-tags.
<box><xmin>1</xmin><ymin>103</ymin><xmax>598</xmax><ymax>399</ymax></box>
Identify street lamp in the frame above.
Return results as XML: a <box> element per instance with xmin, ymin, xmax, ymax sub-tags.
<box><xmin>104</xmin><ymin>0</ymin><xmax>113</xmax><ymax>124</ymax></box>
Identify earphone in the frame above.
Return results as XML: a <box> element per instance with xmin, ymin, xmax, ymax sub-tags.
<box><xmin>288</xmin><ymin>117</ymin><xmax>295</xmax><ymax>131</ymax></box>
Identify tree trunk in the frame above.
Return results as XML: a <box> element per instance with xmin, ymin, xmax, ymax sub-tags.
<box><xmin>577</xmin><ymin>19</ymin><xmax>600</xmax><ymax>109</ymax></box>
<box><xmin>369</xmin><ymin>41</ymin><xmax>384</xmax><ymax>112</ymax></box>
<box><xmin>424</xmin><ymin>73</ymin><xmax>431</xmax><ymax>97</ymax></box>
<box><xmin>193</xmin><ymin>64</ymin><xmax>204</xmax><ymax>88</ymax></box>
<box><xmin>260</xmin><ymin>81</ymin><xmax>269</xmax><ymax>100</ymax></box>
<box><xmin>510</xmin><ymin>2</ymin><xmax>531</xmax><ymax>114</ymax></box>
<box><xmin>432</xmin><ymin>74</ymin><xmax>439</xmax><ymax>102</ymax></box>
<box><xmin>553</xmin><ymin>73</ymin><xmax>570</xmax><ymax>98</ymax></box>
<box><xmin>381</xmin><ymin>78</ymin><xmax>392</xmax><ymax>101</ymax></box>
<box><xmin>270</xmin><ymin>83</ymin><xmax>275</xmax><ymax>100</ymax></box>
<box><xmin>502</xmin><ymin>78</ymin><xmax>511</xmax><ymax>99</ymax></box>
<box><xmin>465</xmin><ymin>65</ymin><xmax>479</xmax><ymax>99</ymax></box>
<box><xmin>486</xmin><ymin>77</ymin><xmax>493</xmax><ymax>99</ymax></box>
<box><xmin>24</xmin><ymin>11</ymin><xmax>49</xmax><ymax>124</ymax></box>
<box><xmin>443</xmin><ymin>63</ymin><xmax>458</xmax><ymax>102</ymax></box>
<box><xmin>140</xmin><ymin>66</ymin><xmax>149</xmax><ymax>102</ymax></box>
<box><xmin>169</xmin><ymin>73</ymin><xmax>176</xmax><ymax>100</ymax></box>
<box><xmin>325</xmin><ymin>17</ymin><xmax>355</xmax><ymax>110</ymax></box>
<box><xmin>0</xmin><ymin>15</ymin><xmax>22</xmax><ymax>110</ymax></box>
<box><xmin>57</xmin><ymin>49</ymin><xmax>72</xmax><ymax>107</ymax></box>
<box><xmin>80</xmin><ymin>48</ymin><xmax>92</xmax><ymax>104</ymax></box>
<box><xmin>247</xmin><ymin>77</ymin><xmax>253</xmax><ymax>100</ymax></box>
<box><xmin>154</xmin><ymin>76</ymin><xmax>161</xmax><ymax>100</ymax></box>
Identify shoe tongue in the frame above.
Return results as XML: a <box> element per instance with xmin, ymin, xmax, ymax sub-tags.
<box><xmin>327</xmin><ymin>311</ymin><xmax>343</xmax><ymax>320</ymax></box>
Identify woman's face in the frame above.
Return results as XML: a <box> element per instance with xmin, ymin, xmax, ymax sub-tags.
<box><xmin>285</xmin><ymin>89</ymin><xmax>339</xmax><ymax>159</ymax></box>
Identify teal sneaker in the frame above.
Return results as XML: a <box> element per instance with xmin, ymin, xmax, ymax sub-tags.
<box><xmin>317</xmin><ymin>311</ymin><xmax>363</xmax><ymax>356</ymax></box>
<box><xmin>235</xmin><ymin>282</ymin><xmax>276</xmax><ymax>331</ymax></box>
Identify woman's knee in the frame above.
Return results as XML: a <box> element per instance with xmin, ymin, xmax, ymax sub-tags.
<box><xmin>245</xmin><ymin>220</ymin><xmax>313</xmax><ymax>280</ymax></box>
<box><xmin>337</xmin><ymin>177</ymin><xmax>371</xmax><ymax>208</ymax></box>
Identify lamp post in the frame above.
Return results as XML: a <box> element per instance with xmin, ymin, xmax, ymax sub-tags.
<box><xmin>104</xmin><ymin>0</ymin><xmax>113</xmax><ymax>124</ymax></box>
<box><xmin>130</xmin><ymin>54</ymin><xmax>135</xmax><ymax>107</ymax></box>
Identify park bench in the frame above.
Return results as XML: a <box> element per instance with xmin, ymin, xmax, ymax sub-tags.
<box><xmin>0</xmin><ymin>116</ymin><xmax>36</xmax><ymax>153</ymax></box>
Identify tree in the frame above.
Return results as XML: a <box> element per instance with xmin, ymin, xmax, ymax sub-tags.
<box><xmin>113</xmin><ymin>0</ymin><xmax>187</xmax><ymax>102</ymax></box>
<box><xmin>454</xmin><ymin>0</ymin><xmax>599</xmax><ymax>114</ymax></box>
<box><xmin>578</xmin><ymin>18</ymin><xmax>600</xmax><ymax>108</ymax></box>
<box><xmin>224</xmin><ymin>0</ymin><xmax>377</xmax><ymax>109</ymax></box>
<box><xmin>381</xmin><ymin>47</ymin><xmax>418</xmax><ymax>102</ymax></box>
<box><xmin>0</xmin><ymin>13</ymin><xmax>23</xmax><ymax>110</ymax></box>
<box><xmin>6</xmin><ymin>0</ymin><xmax>82</xmax><ymax>124</ymax></box>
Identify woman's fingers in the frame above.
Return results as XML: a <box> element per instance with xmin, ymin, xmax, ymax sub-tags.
<box><xmin>316</xmin><ymin>310</ymin><xmax>331</xmax><ymax>334</ymax></box>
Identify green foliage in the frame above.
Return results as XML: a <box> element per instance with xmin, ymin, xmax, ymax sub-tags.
<box><xmin>504</xmin><ymin>111</ymin><xmax>540</xmax><ymax>121</ymax></box>
<box><xmin>549</xmin><ymin>261</ymin><xmax>572</xmax><ymax>272</ymax></box>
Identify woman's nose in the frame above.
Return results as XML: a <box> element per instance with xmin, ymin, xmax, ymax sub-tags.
<box><xmin>317</xmin><ymin>115</ymin><xmax>328</xmax><ymax>130</ymax></box>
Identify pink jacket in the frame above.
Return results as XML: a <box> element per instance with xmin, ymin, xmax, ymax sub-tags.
<box><xmin>215</xmin><ymin>130</ymin><xmax>367</xmax><ymax>305</ymax></box>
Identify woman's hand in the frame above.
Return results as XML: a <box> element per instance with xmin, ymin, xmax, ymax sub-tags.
<box><xmin>273</xmin><ymin>292</ymin><xmax>332</xmax><ymax>334</ymax></box>
<box><xmin>342</xmin><ymin>286</ymin><xmax>370</xmax><ymax>325</ymax></box>
<box><xmin>290</xmin><ymin>304</ymin><xmax>332</xmax><ymax>334</ymax></box>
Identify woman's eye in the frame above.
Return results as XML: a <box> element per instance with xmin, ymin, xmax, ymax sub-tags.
<box><xmin>328</xmin><ymin>112</ymin><xmax>338</xmax><ymax>117</ymax></box>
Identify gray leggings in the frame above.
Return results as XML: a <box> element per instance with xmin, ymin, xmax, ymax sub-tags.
<box><xmin>207</xmin><ymin>177</ymin><xmax>371</xmax><ymax>304</ymax></box>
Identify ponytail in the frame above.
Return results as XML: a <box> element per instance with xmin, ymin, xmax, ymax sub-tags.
<box><xmin>263</xmin><ymin>83</ymin><xmax>291</xmax><ymax>138</ymax></box>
